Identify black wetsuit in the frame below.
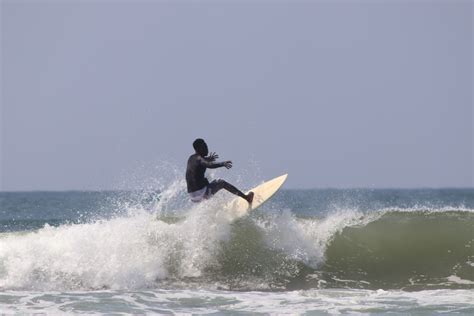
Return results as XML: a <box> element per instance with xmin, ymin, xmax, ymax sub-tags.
<box><xmin>185</xmin><ymin>154</ymin><xmax>225</xmax><ymax>193</ymax></box>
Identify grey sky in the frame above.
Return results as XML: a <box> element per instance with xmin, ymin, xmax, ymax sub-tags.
<box><xmin>1</xmin><ymin>0</ymin><xmax>473</xmax><ymax>190</ymax></box>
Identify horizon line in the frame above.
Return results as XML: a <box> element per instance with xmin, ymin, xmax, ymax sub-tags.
<box><xmin>1</xmin><ymin>186</ymin><xmax>473</xmax><ymax>193</ymax></box>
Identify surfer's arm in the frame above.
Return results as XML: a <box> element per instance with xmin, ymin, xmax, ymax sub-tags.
<box><xmin>197</xmin><ymin>157</ymin><xmax>232</xmax><ymax>169</ymax></box>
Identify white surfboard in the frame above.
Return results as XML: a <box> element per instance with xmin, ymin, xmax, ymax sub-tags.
<box><xmin>226</xmin><ymin>174</ymin><xmax>288</xmax><ymax>219</ymax></box>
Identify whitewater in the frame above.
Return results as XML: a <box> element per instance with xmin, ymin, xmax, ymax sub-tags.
<box><xmin>0</xmin><ymin>177</ymin><xmax>473</xmax><ymax>314</ymax></box>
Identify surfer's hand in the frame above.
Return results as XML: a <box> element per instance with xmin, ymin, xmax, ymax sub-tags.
<box><xmin>207</xmin><ymin>152</ymin><xmax>219</xmax><ymax>162</ymax></box>
<box><xmin>223</xmin><ymin>161</ymin><xmax>232</xmax><ymax>169</ymax></box>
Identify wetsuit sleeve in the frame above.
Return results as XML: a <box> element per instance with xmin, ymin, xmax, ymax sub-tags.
<box><xmin>197</xmin><ymin>156</ymin><xmax>225</xmax><ymax>169</ymax></box>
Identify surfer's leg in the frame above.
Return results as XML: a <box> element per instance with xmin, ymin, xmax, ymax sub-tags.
<box><xmin>208</xmin><ymin>179</ymin><xmax>244</xmax><ymax>197</ymax></box>
<box><xmin>208</xmin><ymin>179</ymin><xmax>253</xmax><ymax>203</ymax></box>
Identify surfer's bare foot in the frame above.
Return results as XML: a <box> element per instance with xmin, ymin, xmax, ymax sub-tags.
<box><xmin>245</xmin><ymin>192</ymin><xmax>254</xmax><ymax>204</ymax></box>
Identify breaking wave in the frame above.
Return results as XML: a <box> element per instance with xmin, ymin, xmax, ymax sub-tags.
<box><xmin>0</xmin><ymin>182</ymin><xmax>472</xmax><ymax>291</ymax></box>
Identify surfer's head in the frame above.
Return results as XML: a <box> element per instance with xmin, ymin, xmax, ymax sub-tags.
<box><xmin>193</xmin><ymin>138</ymin><xmax>208</xmax><ymax>156</ymax></box>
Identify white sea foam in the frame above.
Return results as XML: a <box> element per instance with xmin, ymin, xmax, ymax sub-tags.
<box><xmin>0</xmin><ymin>194</ymin><xmax>357</xmax><ymax>290</ymax></box>
<box><xmin>0</xmin><ymin>180</ymin><xmax>238</xmax><ymax>290</ymax></box>
<box><xmin>0</xmin><ymin>288</ymin><xmax>472</xmax><ymax>314</ymax></box>
<box><xmin>447</xmin><ymin>275</ymin><xmax>474</xmax><ymax>285</ymax></box>
<box><xmin>253</xmin><ymin>208</ymin><xmax>380</xmax><ymax>267</ymax></box>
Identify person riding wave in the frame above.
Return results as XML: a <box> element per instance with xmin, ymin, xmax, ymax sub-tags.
<box><xmin>185</xmin><ymin>138</ymin><xmax>254</xmax><ymax>204</ymax></box>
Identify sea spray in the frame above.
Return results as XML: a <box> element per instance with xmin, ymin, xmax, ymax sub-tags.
<box><xmin>253</xmin><ymin>208</ymin><xmax>378</xmax><ymax>267</ymax></box>
<box><xmin>0</xmin><ymin>213</ymin><xmax>165</xmax><ymax>290</ymax></box>
<box><xmin>0</xmin><ymin>194</ymin><xmax>241</xmax><ymax>290</ymax></box>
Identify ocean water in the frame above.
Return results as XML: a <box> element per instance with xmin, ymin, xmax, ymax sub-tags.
<box><xmin>0</xmin><ymin>183</ymin><xmax>473</xmax><ymax>314</ymax></box>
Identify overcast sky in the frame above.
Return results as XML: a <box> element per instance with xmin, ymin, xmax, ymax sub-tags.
<box><xmin>1</xmin><ymin>0</ymin><xmax>473</xmax><ymax>190</ymax></box>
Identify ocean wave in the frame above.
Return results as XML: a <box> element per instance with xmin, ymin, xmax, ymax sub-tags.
<box><xmin>0</xmin><ymin>185</ymin><xmax>472</xmax><ymax>291</ymax></box>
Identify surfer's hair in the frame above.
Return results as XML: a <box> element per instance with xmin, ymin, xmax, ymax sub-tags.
<box><xmin>193</xmin><ymin>138</ymin><xmax>206</xmax><ymax>151</ymax></box>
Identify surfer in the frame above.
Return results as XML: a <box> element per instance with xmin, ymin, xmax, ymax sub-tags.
<box><xmin>186</xmin><ymin>138</ymin><xmax>254</xmax><ymax>204</ymax></box>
